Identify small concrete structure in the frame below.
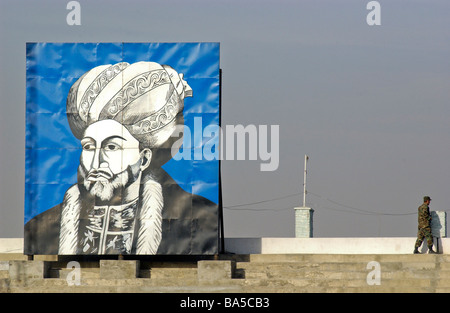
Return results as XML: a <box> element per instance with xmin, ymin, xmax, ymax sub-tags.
<box><xmin>100</xmin><ymin>260</ymin><xmax>139</xmax><ymax>279</ymax></box>
<box><xmin>8</xmin><ymin>260</ymin><xmax>48</xmax><ymax>280</ymax></box>
<box><xmin>294</xmin><ymin>207</ymin><xmax>314</xmax><ymax>238</ymax></box>
<box><xmin>197</xmin><ymin>260</ymin><xmax>235</xmax><ymax>282</ymax></box>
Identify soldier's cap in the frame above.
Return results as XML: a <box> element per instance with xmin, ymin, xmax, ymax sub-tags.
<box><xmin>424</xmin><ymin>196</ymin><xmax>432</xmax><ymax>202</ymax></box>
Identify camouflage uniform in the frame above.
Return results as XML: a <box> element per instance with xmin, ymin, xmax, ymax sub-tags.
<box><xmin>414</xmin><ymin>201</ymin><xmax>433</xmax><ymax>249</ymax></box>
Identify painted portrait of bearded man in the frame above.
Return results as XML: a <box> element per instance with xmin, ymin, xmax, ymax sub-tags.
<box><xmin>24</xmin><ymin>43</ymin><xmax>220</xmax><ymax>256</ymax></box>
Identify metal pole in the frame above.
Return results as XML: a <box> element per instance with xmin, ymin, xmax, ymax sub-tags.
<box><xmin>303</xmin><ymin>155</ymin><xmax>308</xmax><ymax>207</ymax></box>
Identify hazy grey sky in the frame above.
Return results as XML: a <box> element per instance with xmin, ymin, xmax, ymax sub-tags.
<box><xmin>0</xmin><ymin>0</ymin><xmax>449</xmax><ymax>240</ymax></box>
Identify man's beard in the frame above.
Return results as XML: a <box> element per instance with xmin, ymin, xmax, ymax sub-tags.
<box><xmin>78</xmin><ymin>162</ymin><xmax>141</xmax><ymax>202</ymax></box>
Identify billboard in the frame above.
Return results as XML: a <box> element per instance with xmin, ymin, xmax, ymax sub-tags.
<box><xmin>24</xmin><ymin>42</ymin><xmax>220</xmax><ymax>255</ymax></box>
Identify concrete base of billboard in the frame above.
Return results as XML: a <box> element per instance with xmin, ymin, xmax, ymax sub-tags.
<box><xmin>2</xmin><ymin>253</ymin><xmax>450</xmax><ymax>293</ymax></box>
<box><xmin>7</xmin><ymin>260</ymin><xmax>49</xmax><ymax>281</ymax></box>
<box><xmin>100</xmin><ymin>260</ymin><xmax>140</xmax><ymax>279</ymax></box>
<box><xmin>197</xmin><ymin>260</ymin><xmax>235</xmax><ymax>282</ymax></box>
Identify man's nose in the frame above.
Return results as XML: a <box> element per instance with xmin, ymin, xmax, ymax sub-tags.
<box><xmin>91</xmin><ymin>148</ymin><xmax>107</xmax><ymax>170</ymax></box>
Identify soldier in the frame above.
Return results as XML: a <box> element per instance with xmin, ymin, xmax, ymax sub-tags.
<box><xmin>413</xmin><ymin>196</ymin><xmax>437</xmax><ymax>254</ymax></box>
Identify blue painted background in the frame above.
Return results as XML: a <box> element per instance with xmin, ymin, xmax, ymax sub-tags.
<box><xmin>25</xmin><ymin>42</ymin><xmax>220</xmax><ymax>224</ymax></box>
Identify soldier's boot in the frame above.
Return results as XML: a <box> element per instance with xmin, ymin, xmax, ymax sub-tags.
<box><xmin>428</xmin><ymin>246</ymin><xmax>437</xmax><ymax>254</ymax></box>
<box><xmin>413</xmin><ymin>247</ymin><xmax>421</xmax><ymax>254</ymax></box>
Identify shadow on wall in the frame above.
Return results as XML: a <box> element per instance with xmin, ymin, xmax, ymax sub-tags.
<box><xmin>224</xmin><ymin>238</ymin><xmax>262</xmax><ymax>254</ymax></box>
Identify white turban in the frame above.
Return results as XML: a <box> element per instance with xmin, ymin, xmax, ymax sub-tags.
<box><xmin>66</xmin><ymin>61</ymin><xmax>192</xmax><ymax>148</ymax></box>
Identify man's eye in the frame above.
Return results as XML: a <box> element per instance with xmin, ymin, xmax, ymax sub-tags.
<box><xmin>104</xmin><ymin>144</ymin><xmax>121</xmax><ymax>151</ymax></box>
<box><xmin>82</xmin><ymin>144</ymin><xmax>95</xmax><ymax>151</ymax></box>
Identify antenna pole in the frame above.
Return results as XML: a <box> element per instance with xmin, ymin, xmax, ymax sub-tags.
<box><xmin>303</xmin><ymin>155</ymin><xmax>308</xmax><ymax>207</ymax></box>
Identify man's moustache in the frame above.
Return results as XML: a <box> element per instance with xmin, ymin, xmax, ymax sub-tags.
<box><xmin>86</xmin><ymin>168</ymin><xmax>114</xmax><ymax>181</ymax></box>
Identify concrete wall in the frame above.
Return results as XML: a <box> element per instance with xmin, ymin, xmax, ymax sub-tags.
<box><xmin>2</xmin><ymin>237</ymin><xmax>449</xmax><ymax>255</ymax></box>
<box><xmin>224</xmin><ymin>237</ymin><xmax>450</xmax><ymax>254</ymax></box>
<box><xmin>0</xmin><ymin>239</ymin><xmax>23</xmax><ymax>254</ymax></box>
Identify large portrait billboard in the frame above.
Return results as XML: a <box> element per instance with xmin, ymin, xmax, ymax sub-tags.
<box><xmin>24</xmin><ymin>42</ymin><xmax>220</xmax><ymax>255</ymax></box>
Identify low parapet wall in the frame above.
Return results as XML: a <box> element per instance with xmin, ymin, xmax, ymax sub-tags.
<box><xmin>224</xmin><ymin>237</ymin><xmax>450</xmax><ymax>254</ymax></box>
<box><xmin>0</xmin><ymin>239</ymin><xmax>23</xmax><ymax>254</ymax></box>
<box><xmin>1</xmin><ymin>237</ymin><xmax>449</xmax><ymax>255</ymax></box>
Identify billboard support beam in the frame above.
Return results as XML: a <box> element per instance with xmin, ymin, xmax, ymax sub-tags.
<box><xmin>218</xmin><ymin>68</ymin><xmax>225</xmax><ymax>254</ymax></box>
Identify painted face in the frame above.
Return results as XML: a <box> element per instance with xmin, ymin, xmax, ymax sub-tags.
<box><xmin>78</xmin><ymin>120</ymin><xmax>144</xmax><ymax>201</ymax></box>
<box><xmin>80</xmin><ymin>120</ymin><xmax>141</xmax><ymax>177</ymax></box>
